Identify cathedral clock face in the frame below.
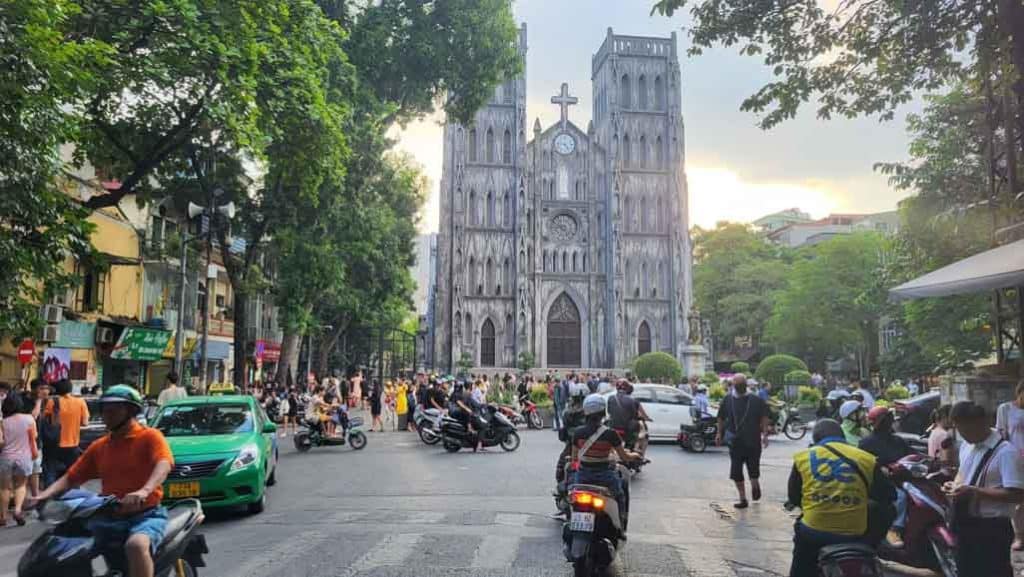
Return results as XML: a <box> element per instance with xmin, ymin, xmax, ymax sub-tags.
<box><xmin>554</xmin><ymin>132</ymin><xmax>576</xmax><ymax>155</ymax></box>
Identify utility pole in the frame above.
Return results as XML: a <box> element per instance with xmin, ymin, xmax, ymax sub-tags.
<box><xmin>173</xmin><ymin>234</ymin><xmax>188</xmax><ymax>377</ymax></box>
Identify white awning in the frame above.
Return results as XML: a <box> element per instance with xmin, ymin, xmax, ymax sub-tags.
<box><xmin>889</xmin><ymin>238</ymin><xmax>1024</xmax><ymax>300</ymax></box>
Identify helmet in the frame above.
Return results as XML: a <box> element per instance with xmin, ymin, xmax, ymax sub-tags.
<box><xmin>616</xmin><ymin>379</ymin><xmax>634</xmax><ymax>394</ymax></box>
<box><xmin>839</xmin><ymin>400</ymin><xmax>863</xmax><ymax>420</ymax></box>
<box><xmin>569</xmin><ymin>382</ymin><xmax>589</xmax><ymax>399</ymax></box>
<box><xmin>867</xmin><ymin>406</ymin><xmax>891</xmax><ymax>426</ymax></box>
<box><xmin>697</xmin><ymin>385</ymin><xmax>708</xmax><ymax>393</ymax></box>
<box><xmin>99</xmin><ymin>385</ymin><xmax>144</xmax><ymax>412</ymax></box>
<box><xmin>583</xmin><ymin>394</ymin><xmax>607</xmax><ymax>416</ymax></box>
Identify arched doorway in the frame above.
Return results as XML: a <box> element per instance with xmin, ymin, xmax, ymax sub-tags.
<box><xmin>547</xmin><ymin>293</ymin><xmax>581</xmax><ymax>367</ymax></box>
<box><xmin>480</xmin><ymin>319</ymin><xmax>496</xmax><ymax>367</ymax></box>
<box><xmin>637</xmin><ymin>321</ymin><xmax>652</xmax><ymax>355</ymax></box>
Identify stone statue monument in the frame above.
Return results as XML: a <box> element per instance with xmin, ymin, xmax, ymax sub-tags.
<box><xmin>681</xmin><ymin>307</ymin><xmax>709</xmax><ymax>380</ymax></box>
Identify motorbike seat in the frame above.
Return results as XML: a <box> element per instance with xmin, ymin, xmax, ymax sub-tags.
<box><xmin>818</xmin><ymin>542</ymin><xmax>877</xmax><ymax>563</ymax></box>
<box><xmin>569</xmin><ymin>484</ymin><xmax>614</xmax><ymax>498</ymax></box>
<box><xmin>153</xmin><ymin>500</ymin><xmax>202</xmax><ymax>560</ymax></box>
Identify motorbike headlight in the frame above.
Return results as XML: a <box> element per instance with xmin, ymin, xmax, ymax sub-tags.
<box><xmin>230</xmin><ymin>444</ymin><xmax>260</xmax><ymax>471</ymax></box>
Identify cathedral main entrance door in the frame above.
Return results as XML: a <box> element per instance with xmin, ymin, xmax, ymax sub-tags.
<box><xmin>547</xmin><ymin>293</ymin><xmax>581</xmax><ymax>367</ymax></box>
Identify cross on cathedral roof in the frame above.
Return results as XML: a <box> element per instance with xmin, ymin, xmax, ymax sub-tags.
<box><xmin>551</xmin><ymin>83</ymin><xmax>578</xmax><ymax>131</ymax></box>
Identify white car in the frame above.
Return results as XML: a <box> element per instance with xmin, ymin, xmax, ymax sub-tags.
<box><xmin>601</xmin><ymin>383</ymin><xmax>717</xmax><ymax>441</ymax></box>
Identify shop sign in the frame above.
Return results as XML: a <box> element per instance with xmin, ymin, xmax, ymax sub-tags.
<box><xmin>162</xmin><ymin>335</ymin><xmax>198</xmax><ymax>359</ymax></box>
<box><xmin>256</xmin><ymin>340</ymin><xmax>281</xmax><ymax>362</ymax></box>
<box><xmin>110</xmin><ymin>327</ymin><xmax>173</xmax><ymax>361</ymax></box>
<box><xmin>55</xmin><ymin>321</ymin><xmax>96</xmax><ymax>349</ymax></box>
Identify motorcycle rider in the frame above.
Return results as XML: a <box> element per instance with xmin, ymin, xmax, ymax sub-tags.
<box><xmin>787</xmin><ymin>419</ymin><xmax>896</xmax><ymax>577</ymax></box>
<box><xmin>571</xmin><ymin>394</ymin><xmax>642</xmax><ymax>529</ymax></box>
<box><xmin>555</xmin><ymin>383</ymin><xmax>590</xmax><ymax>496</ymax></box>
<box><xmin>839</xmin><ymin>399</ymin><xmax>869</xmax><ymax>445</ymax></box>
<box><xmin>607</xmin><ymin>379</ymin><xmax>650</xmax><ymax>457</ymax></box>
<box><xmin>694</xmin><ymin>385</ymin><xmax>710</xmax><ymax>418</ymax></box>
<box><xmin>450</xmin><ymin>382</ymin><xmax>485</xmax><ymax>451</ymax></box>
<box><xmin>858</xmin><ymin>406</ymin><xmax>911</xmax><ymax>548</ymax></box>
<box><xmin>29</xmin><ymin>385</ymin><xmax>174</xmax><ymax>577</ymax></box>
<box><xmin>427</xmin><ymin>380</ymin><xmax>448</xmax><ymax>412</ymax></box>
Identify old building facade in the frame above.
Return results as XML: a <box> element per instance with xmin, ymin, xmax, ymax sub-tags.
<box><xmin>434</xmin><ymin>26</ymin><xmax>693</xmax><ymax>370</ymax></box>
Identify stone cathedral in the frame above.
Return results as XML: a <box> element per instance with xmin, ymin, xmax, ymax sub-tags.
<box><xmin>433</xmin><ymin>26</ymin><xmax>694</xmax><ymax>371</ymax></box>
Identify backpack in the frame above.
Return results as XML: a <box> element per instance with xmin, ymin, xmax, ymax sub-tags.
<box><xmin>39</xmin><ymin>397</ymin><xmax>62</xmax><ymax>448</ymax></box>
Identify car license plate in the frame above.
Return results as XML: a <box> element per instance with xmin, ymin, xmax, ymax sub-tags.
<box><xmin>570</xmin><ymin>512</ymin><xmax>595</xmax><ymax>532</ymax></box>
<box><xmin>167</xmin><ymin>481</ymin><xmax>200</xmax><ymax>498</ymax></box>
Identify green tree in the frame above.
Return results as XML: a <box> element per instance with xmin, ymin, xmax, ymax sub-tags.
<box><xmin>692</xmin><ymin>222</ymin><xmax>791</xmax><ymax>356</ymax></box>
<box><xmin>754</xmin><ymin>355</ymin><xmax>808</xmax><ymax>387</ymax></box>
<box><xmin>765</xmin><ymin>234</ymin><xmax>888</xmax><ymax>371</ymax></box>
<box><xmin>0</xmin><ymin>1</ymin><xmax>103</xmax><ymax>338</ymax></box>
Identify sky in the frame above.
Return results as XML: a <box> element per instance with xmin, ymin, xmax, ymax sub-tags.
<box><xmin>394</xmin><ymin>0</ymin><xmax>919</xmax><ymax>233</ymax></box>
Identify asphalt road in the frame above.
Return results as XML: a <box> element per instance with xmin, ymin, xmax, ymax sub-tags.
<box><xmin>0</xmin><ymin>420</ymin><xmax>948</xmax><ymax>577</ymax></box>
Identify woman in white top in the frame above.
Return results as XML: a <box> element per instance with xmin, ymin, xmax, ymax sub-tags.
<box><xmin>0</xmin><ymin>395</ymin><xmax>38</xmax><ymax>527</ymax></box>
<box><xmin>995</xmin><ymin>381</ymin><xmax>1024</xmax><ymax>550</ymax></box>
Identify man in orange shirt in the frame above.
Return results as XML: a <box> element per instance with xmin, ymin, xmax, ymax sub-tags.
<box><xmin>41</xmin><ymin>378</ymin><xmax>90</xmax><ymax>485</ymax></box>
<box><xmin>32</xmin><ymin>385</ymin><xmax>172</xmax><ymax>577</ymax></box>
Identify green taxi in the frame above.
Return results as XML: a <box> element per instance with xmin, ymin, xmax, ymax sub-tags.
<box><xmin>152</xmin><ymin>395</ymin><xmax>279</xmax><ymax>514</ymax></box>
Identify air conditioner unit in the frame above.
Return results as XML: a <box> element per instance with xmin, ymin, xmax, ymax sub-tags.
<box><xmin>41</xmin><ymin>324</ymin><xmax>60</xmax><ymax>343</ymax></box>
<box><xmin>41</xmin><ymin>304</ymin><xmax>63</xmax><ymax>324</ymax></box>
<box><xmin>51</xmin><ymin>289</ymin><xmax>73</xmax><ymax>308</ymax></box>
<box><xmin>96</xmin><ymin>327</ymin><xmax>115</xmax><ymax>345</ymax></box>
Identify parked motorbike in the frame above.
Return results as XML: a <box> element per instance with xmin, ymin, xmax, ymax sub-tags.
<box><xmin>294</xmin><ymin>416</ymin><xmax>368</xmax><ymax>452</ymax></box>
<box><xmin>19</xmin><ymin>489</ymin><xmax>208</xmax><ymax>577</ymax></box>
<box><xmin>562</xmin><ymin>469</ymin><xmax>629</xmax><ymax>577</ymax></box>
<box><xmin>519</xmin><ymin>399</ymin><xmax>544</xmax><ymax>429</ymax></box>
<box><xmin>440</xmin><ymin>405</ymin><xmax>520</xmax><ymax>452</ymax></box>
<box><xmin>878</xmin><ymin>455</ymin><xmax>958</xmax><ymax>577</ymax></box>
<box><xmin>772</xmin><ymin>404</ymin><xmax>808</xmax><ymax>440</ymax></box>
<box><xmin>414</xmin><ymin>406</ymin><xmax>444</xmax><ymax>445</ymax></box>
<box><xmin>678</xmin><ymin>407</ymin><xmax>717</xmax><ymax>453</ymax></box>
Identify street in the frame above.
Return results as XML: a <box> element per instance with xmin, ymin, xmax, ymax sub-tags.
<box><xmin>0</xmin><ymin>422</ymin><xmax>818</xmax><ymax>577</ymax></box>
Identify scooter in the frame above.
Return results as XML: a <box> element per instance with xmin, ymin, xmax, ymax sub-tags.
<box><xmin>440</xmin><ymin>405</ymin><xmax>521</xmax><ymax>453</ymax></box>
<box><xmin>783</xmin><ymin>502</ymin><xmax>883</xmax><ymax>577</ymax></box>
<box><xmin>678</xmin><ymin>407</ymin><xmax>717</xmax><ymax>453</ymax></box>
<box><xmin>19</xmin><ymin>490</ymin><xmax>208</xmax><ymax>577</ymax></box>
<box><xmin>294</xmin><ymin>416</ymin><xmax>368</xmax><ymax>452</ymax></box>
<box><xmin>519</xmin><ymin>399</ymin><xmax>544</xmax><ymax>429</ymax></box>
<box><xmin>772</xmin><ymin>404</ymin><xmax>809</xmax><ymax>440</ymax></box>
<box><xmin>878</xmin><ymin>455</ymin><xmax>958</xmax><ymax>577</ymax></box>
<box><xmin>562</xmin><ymin>466</ymin><xmax>630</xmax><ymax>577</ymax></box>
<box><xmin>414</xmin><ymin>406</ymin><xmax>444</xmax><ymax>445</ymax></box>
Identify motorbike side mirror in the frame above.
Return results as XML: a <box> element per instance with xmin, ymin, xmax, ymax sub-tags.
<box><xmin>262</xmin><ymin>421</ymin><xmax>277</xmax><ymax>434</ymax></box>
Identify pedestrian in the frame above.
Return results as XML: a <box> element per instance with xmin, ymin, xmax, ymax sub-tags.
<box><xmin>996</xmin><ymin>380</ymin><xmax>1024</xmax><ymax>550</ymax></box>
<box><xmin>928</xmin><ymin>404</ymin><xmax>958</xmax><ymax>464</ymax></box>
<box><xmin>370</xmin><ymin>380</ymin><xmax>383</xmax><ymax>432</ymax></box>
<box><xmin>907</xmin><ymin>378</ymin><xmax>920</xmax><ymax>397</ymax></box>
<box><xmin>0</xmin><ymin>394</ymin><xmax>37</xmax><ymax>526</ymax></box>
<box><xmin>395</xmin><ymin>380</ymin><xmax>409</xmax><ymax>431</ymax></box>
<box><xmin>406</xmin><ymin>383</ymin><xmax>418</xmax><ymax>432</ymax></box>
<box><xmin>349</xmin><ymin>371</ymin><xmax>362</xmax><ymax>410</ymax></box>
<box><xmin>41</xmin><ymin>379</ymin><xmax>89</xmax><ymax>487</ymax></box>
<box><xmin>25</xmin><ymin>379</ymin><xmax>46</xmax><ymax>498</ymax></box>
<box><xmin>949</xmin><ymin>401</ymin><xmax>1024</xmax><ymax>577</ymax></box>
<box><xmin>715</xmin><ymin>374</ymin><xmax>770</xmax><ymax>509</ymax></box>
<box><xmin>383</xmin><ymin>382</ymin><xmax>396</xmax><ymax>430</ymax></box>
<box><xmin>552</xmin><ymin>375</ymin><xmax>566</xmax><ymax>433</ymax></box>
<box><xmin>156</xmin><ymin>372</ymin><xmax>187</xmax><ymax>406</ymax></box>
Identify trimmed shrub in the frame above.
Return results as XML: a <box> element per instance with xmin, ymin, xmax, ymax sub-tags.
<box><xmin>633</xmin><ymin>352</ymin><xmax>683</xmax><ymax>384</ymax></box>
<box><xmin>708</xmin><ymin>382</ymin><xmax>727</xmax><ymax>402</ymax></box>
<box><xmin>883</xmin><ymin>385</ymin><xmax>910</xmax><ymax>401</ymax></box>
<box><xmin>798</xmin><ymin>386</ymin><xmax>822</xmax><ymax>408</ymax></box>
<box><xmin>784</xmin><ymin>370</ymin><xmax>812</xmax><ymax>387</ymax></box>
<box><xmin>730</xmin><ymin>362</ymin><xmax>751</xmax><ymax>374</ymax></box>
<box><xmin>754</xmin><ymin>354</ymin><xmax>808</xmax><ymax>387</ymax></box>
<box><xmin>530</xmin><ymin>384</ymin><xmax>552</xmax><ymax>407</ymax></box>
<box><xmin>700</xmin><ymin>371</ymin><xmax>720</xmax><ymax>385</ymax></box>
<box><xmin>874</xmin><ymin>399</ymin><xmax>892</xmax><ymax>409</ymax></box>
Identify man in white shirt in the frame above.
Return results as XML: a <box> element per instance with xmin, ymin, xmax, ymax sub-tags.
<box><xmin>156</xmin><ymin>373</ymin><xmax>187</xmax><ymax>406</ymax></box>
<box><xmin>949</xmin><ymin>401</ymin><xmax>1024</xmax><ymax>577</ymax></box>
<box><xmin>852</xmin><ymin>380</ymin><xmax>874</xmax><ymax>409</ymax></box>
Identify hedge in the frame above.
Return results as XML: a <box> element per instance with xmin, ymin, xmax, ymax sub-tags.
<box><xmin>784</xmin><ymin>370</ymin><xmax>812</xmax><ymax>387</ymax></box>
<box><xmin>633</xmin><ymin>352</ymin><xmax>683</xmax><ymax>384</ymax></box>
<box><xmin>754</xmin><ymin>354</ymin><xmax>808</xmax><ymax>386</ymax></box>
<box><xmin>530</xmin><ymin>384</ymin><xmax>551</xmax><ymax>407</ymax></box>
<box><xmin>730</xmin><ymin>362</ymin><xmax>750</xmax><ymax>374</ymax></box>
<box><xmin>700</xmin><ymin>371</ymin><xmax>721</xmax><ymax>385</ymax></box>
<box><xmin>708</xmin><ymin>382</ymin><xmax>727</xmax><ymax>402</ymax></box>
<box><xmin>798</xmin><ymin>386</ymin><xmax>822</xmax><ymax>408</ymax></box>
<box><xmin>883</xmin><ymin>385</ymin><xmax>910</xmax><ymax>401</ymax></box>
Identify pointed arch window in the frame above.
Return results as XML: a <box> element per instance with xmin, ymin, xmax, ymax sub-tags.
<box><xmin>656</xmin><ymin>136</ymin><xmax>664</xmax><ymax>169</ymax></box>
<box><xmin>655</xmin><ymin>76</ymin><xmax>665</xmax><ymax>110</ymax></box>
<box><xmin>503</xmin><ymin>192</ymin><xmax>511</xmax><ymax>227</ymax></box>
<box><xmin>469</xmin><ymin>129</ymin><xmax>478</xmax><ymax>162</ymax></box>
<box><xmin>640</xmin><ymin>196</ymin><xmax>648</xmax><ymax>230</ymax></box>
<box><xmin>661</xmin><ymin>315</ymin><xmax>671</xmax><ymax>351</ymax></box>
<box><xmin>506</xmin><ymin>313</ymin><xmax>514</xmax><ymax>360</ymax></box>
<box><xmin>620</xmin><ymin>74</ymin><xmax>631</xmax><ymax>109</ymax></box>
<box><xmin>625</xmin><ymin>261</ymin><xmax>633</xmax><ymax>296</ymax></box>
<box><xmin>469</xmin><ymin>257</ymin><xmax>479</xmax><ymax>295</ymax></box>
<box><xmin>454</xmin><ymin>312</ymin><xmax>462</xmax><ymax>339</ymax></box>
<box><xmin>582</xmin><ymin>253</ymin><xmax>587</xmax><ymax>273</ymax></box>
<box><xmin>543</xmin><ymin>249</ymin><xmax>548</xmax><ymax>272</ymax></box>
<box><xmin>465</xmin><ymin>313</ymin><xmax>473</xmax><ymax>345</ymax></box>
<box><xmin>562</xmin><ymin>251</ymin><xmax>568</xmax><ymax>272</ymax></box>
<box><xmin>503</xmin><ymin>81</ymin><xmax>514</xmax><ymax>104</ymax></box>
<box><xmin>623</xmin><ymin>134</ymin><xmax>631</xmax><ymax>167</ymax></box>
<box><xmin>503</xmin><ymin>129</ymin><xmax>512</xmax><ymax>164</ymax></box>
<box><xmin>638</xmin><ymin>75</ymin><xmax>648</xmax><ymax>110</ymax></box>
<box><xmin>502</xmin><ymin>257</ymin><xmax>511</xmax><ymax>295</ymax></box>
<box><xmin>486</xmin><ymin>191</ymin><xmax>495</xmax><ymax>226</ymax></box>
<box><xmin>486</xmin><ymin>258</ymin><xmax>495</xmax><ymax>295</ymax></box>
<box><xmin>639</xmin><ymin>135</ymin><xmax>647</xmax><ymax>168</ymax></box>
<box><xmin>623</xmin><ymin>196</ymin><xmax>632</xmax><ymax>233</ymax></box>
<box><xmin>656</xmin><ymin>197</ymin><xmax>663</xmax><ymax>232</ymax></box>
<box><xmin>520</xmin><ymin>250</ymin><xmax>526</xmax><ymax>274</ymax></box>
<box><xmin>638</xmin><ymin>321</ymin><xmax>652</xmax><ymax>355</ymax></box>
<box><xmin>572</xmin><ymin>251</ymin><xmax>578</xmax><ymax>272</ymax></box>
<box><xmin>486</xmin><ymin>128</ymin><xmax>495</xmax><ymax>163</ymax></box>
<box><xmin>641</xmin><ymin>262</ymin><xmax>649</xmax><ymax>296</ymax></box>
<box><xmin>468</xmin><ymin>190</ymin><xmax>477</xmax><ymax>225</ymax></box>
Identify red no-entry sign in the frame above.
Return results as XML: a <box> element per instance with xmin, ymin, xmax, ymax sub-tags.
<box><xmin>17</xmin><ymin>339</ymin><xmax>35</xmax><ymax>365</ymax></box>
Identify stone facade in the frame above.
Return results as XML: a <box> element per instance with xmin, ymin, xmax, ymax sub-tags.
<box><xmin>434</xmin><ymin>26</ymin><xmax>693</xmax><ymax>371</ymax></box>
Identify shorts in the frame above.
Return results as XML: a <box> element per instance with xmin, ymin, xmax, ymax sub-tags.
<box><xmin>0</xmin><ymin>456</ymin><xmax>32</xmax><ymax>478</ymax></box>
<box><xmin>729</xmin><ymin>444</ymin><xmax>762</xmax><ymax>482</ymax></box>
<box><xmin>87</xmin><ymin>506</ymin><xmax>169</xmax><ymax>557</ymax></box>
<box><xmin>32</xmin><ymin>454</ymin><xmax>42</xmax><ymax>475</ymax></box>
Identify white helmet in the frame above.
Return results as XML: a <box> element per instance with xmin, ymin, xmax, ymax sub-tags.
<box><xmin>583</xmin><ymin>394</ymin><xmax>607</xmax><ymax>416</ymax></box>
<box><xmin>569</xmin><ymin>382</ymin><xmax>589</xmax><ymax>399</ymax></box>
<box><xmin>839</xmin><ymin>400</ymin><xmax>863</xmax><ymax>420</ymax></box>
